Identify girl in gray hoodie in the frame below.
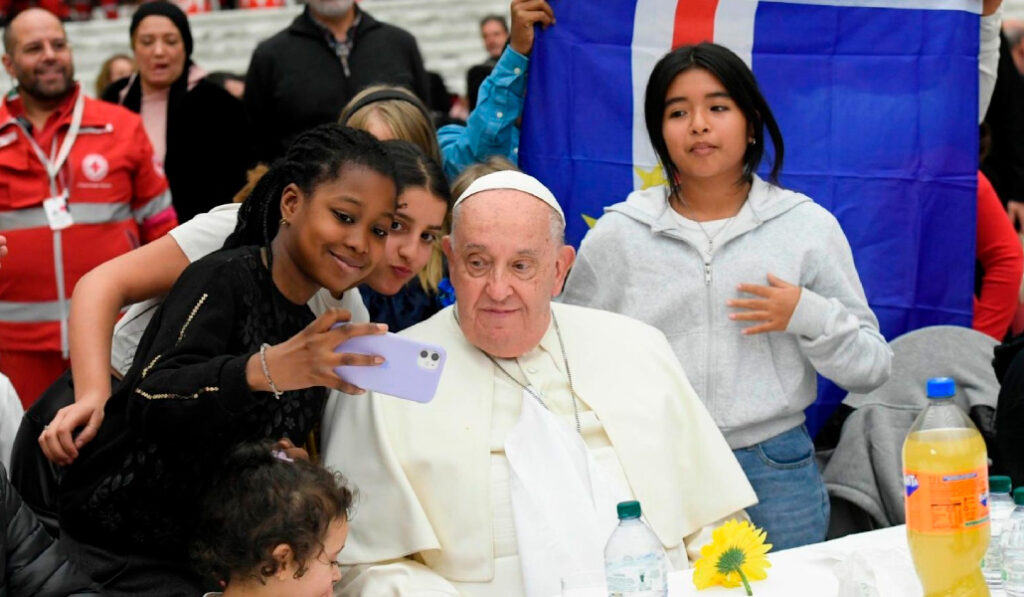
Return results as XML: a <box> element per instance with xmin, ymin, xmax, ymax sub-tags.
<box><xmin>562</xmin><ymin>43</ymin><xmax>892</xmax><ymax>550</ymax></box>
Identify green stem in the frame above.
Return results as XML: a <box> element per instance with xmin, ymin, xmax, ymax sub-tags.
<box><xmin>736</xmin><ymin>568</ymin><xmax>753</xmax><ymax>596</ymax></box>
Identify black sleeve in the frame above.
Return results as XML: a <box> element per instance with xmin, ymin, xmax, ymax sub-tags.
<box><xmin>125</xmin><ymin>258</ymin><xmax>267</xmax><ymax>441</ymax></box>
<box><xmin>244</xmin><ymin>44</ymin><xmax>279</xmax><ymax>165</ymax></box>
<box><xmin>982</xmin><ymin>31</ymin><xmax>1024</xmax><ymax>207</ymax></box>
<box><xmin>2</xmin><ymin>465</ymin><xmax>99</xmax><ymax>596</ymax></box>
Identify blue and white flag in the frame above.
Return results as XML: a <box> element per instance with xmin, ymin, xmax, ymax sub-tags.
<box><xmin>520</xmin><ymin>0</ymin><xmax>980</xmax><ymax>432</ymax></box>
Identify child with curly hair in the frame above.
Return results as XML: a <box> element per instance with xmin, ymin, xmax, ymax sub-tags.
<box><xmin>193</xmin><ymin>441</ymin><xmax>354</xmax><ymax>597</ymax></box>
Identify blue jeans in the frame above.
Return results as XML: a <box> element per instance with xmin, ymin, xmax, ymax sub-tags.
<box><xmin>732</xmin><ymin>425</ymin><xmax>829</xmax><ymax>550</ymax></box>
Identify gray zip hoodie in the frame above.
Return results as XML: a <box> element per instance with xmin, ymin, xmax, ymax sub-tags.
<box><xmin>562</xmin><ymin>175</ymin><xmax>892</xmax><ymax>449</ymax></box>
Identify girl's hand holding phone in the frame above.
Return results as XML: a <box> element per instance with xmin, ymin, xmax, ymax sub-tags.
<box><xmin>246</xmin><ymin>309</ymin><xmax>387</xmax><ymax>395</ymax></box>
<box><xmin>727</xmin><ymin>273</ymin><xmax>801</xmax><ymax>335</ymax></box>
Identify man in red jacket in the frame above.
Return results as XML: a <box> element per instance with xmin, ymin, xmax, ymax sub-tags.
<box><xmin>0</xmin><ymin>8</ymin><xmax>178</xmax><ymax>407</ymax></box>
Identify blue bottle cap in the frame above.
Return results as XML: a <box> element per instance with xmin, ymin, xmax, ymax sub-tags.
<box><xmin>926</xmin><ymin>377</ymin><xmax>956</xmax><ymax>399</ymax></box>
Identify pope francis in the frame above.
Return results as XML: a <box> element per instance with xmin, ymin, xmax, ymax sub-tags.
<box><xmin>321</xmin><ymin>171</ymin><xmax>758</xmax><ymax>597</ymax></box>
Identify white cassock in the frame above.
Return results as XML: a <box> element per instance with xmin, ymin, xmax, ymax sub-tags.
<box><xmin>320</xmin><ymin>303</ymin><xmax>757</xmax><ymax>596</ymax></box>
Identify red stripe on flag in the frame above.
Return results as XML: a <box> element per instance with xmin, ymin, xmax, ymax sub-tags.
<box><xmin>673</xmin><ymin>0</ymin><xmax>719</xmax><ymax>48</ymax></box>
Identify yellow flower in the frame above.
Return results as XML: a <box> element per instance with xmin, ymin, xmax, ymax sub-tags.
<box><xmin>692</xmin><ymin>519</ymin><xmax>772</xmax><ymax>596</ymax></box>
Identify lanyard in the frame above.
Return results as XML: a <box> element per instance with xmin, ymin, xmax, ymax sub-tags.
<box><xmin>18</xmin><ymin>91</ymin><xmax>85</xmax><ymax>196</ymax></box>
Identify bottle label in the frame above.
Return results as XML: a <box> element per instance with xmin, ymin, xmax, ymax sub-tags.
<box><xmin>904</xmin><ymin>466</ymin><xmax>990</xmax><ymax>534</ymax></box>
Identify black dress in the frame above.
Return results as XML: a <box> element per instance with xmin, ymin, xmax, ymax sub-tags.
<box><xmin>58</xmin><ymin>246</ymin><xmax>325</xmax><ymax>593</ymax></box>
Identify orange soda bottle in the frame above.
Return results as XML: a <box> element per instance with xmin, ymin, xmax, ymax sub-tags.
<box><xmin>903</xmin><ymin>377</ymin><xmax>990</xmax><ymax>596</ymax></box>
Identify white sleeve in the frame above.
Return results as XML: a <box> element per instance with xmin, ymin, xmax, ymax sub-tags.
<box><xmin>307</xmin><ymin>287</ymin><xmax>369</xmax><ymax>322</ymax></box>
<box><xmin>0</xmin><ymin>374</ymin><xmax>23</xmax><ymax>471</ymax></box>
<box><xmin>337</xmin><ymin>560</ymin><xmax>461</xmax><ymax>597</ymax></box>
<box><xmin>980</xmin><ymin>8</ymin><xmax>1001</xmax><ymax>124</ymax></box>
<box><xmin>167</xmin><ymin>203</ymin><xmax>241</xmax><ymax>263</ymax></box>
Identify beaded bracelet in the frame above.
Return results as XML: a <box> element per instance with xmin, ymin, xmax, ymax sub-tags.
<box><xmin>259</xmin><ymin>343</ymin><xmax>283</xmax><ymax>400</ymax></box>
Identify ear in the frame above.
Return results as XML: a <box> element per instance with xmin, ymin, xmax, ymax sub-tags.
<box><xmin>2</xmin><ymin>54</ymin><xmax>14</xmax><ymax>79</ymax></box>
<box><xmin>271</xmin><ymin>543</ymin><xmax>296</xmax><ymax>581</ymax></box>
<box><xmin>279</xmin><ymin>183</ymin><xmax>304</xmax><ymax>222</ymax></box>
<box><xmin>551</xmin><ymin>244</ymin><xmax>576</xmax><ymax>297</ymax></box>
<box><xmin>441</xmin><ymin>235</ymin><xmax>453</xmax><ymax>262</ymax></box>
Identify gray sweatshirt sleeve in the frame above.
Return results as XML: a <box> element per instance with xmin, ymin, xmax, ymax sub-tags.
<box><xmin>785</xmin><ymin>216</ymin><xmax>892</xmax><ymax>394</ymax></box>
<box><xmin>561</xmin><ymin>229</ymin><xmax>621</xmax><ymax>311</ymax></box>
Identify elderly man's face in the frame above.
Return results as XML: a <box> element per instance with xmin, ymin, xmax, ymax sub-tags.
<box><xmin>443</xmin><ymin>190</ymin><xmax>575</xmax><ymax>359</ymax></box>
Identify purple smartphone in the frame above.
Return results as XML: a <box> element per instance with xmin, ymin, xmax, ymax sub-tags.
<box><xmin>333</xmin><ymin>330</ymin><xmax>446</xmax><ymax>403</ymax></box>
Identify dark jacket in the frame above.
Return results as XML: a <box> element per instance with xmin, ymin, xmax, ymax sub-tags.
<box><xmin>243</xmin><ymin>6</ymin><xmax>430</xmax><ymax>163</ymax></box>
<box><xmin>103</xmin><ymin>74</ymin><xmax>253</xmax><ymax>224</ymax></box>
<box><xmin>1</xmin><ymin>463</ymin><xmax>98</xmax><ymax>596</ymax></box>
<box><xmin>982</xmin><ymin>31</ymin><xmax>1024</xmax><ymax>208</ymax></box>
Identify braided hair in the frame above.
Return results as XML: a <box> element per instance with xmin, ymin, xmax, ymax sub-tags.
<box><xmin>223</xmin><ymin>124</ymin><xmax>398</xmax><ymax>268</ymax></box>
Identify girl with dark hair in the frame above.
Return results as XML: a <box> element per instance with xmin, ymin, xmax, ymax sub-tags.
<box><xmin>562</xmin><ymin>43</ymin><xmax>891</xmax><ymax>549</ymax></box>
<box><xmin>192</xmin><ymin>442</ymin><xmax>354</xmax><ymax>597</ymax></box>
<box><xmin>54</xmin><ymin>124</ymin><xmax>397</xmax><ymax>596</ymax></box>
<box><xmin>358</xmin><ymin>140</ymin><xmax>452</xmax><ymax>331</ymax></box>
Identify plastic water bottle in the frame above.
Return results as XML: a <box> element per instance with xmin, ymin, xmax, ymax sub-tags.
<box><xmin>605</xmin><ymin>500</ymin><xmax>669</xmax><ymax>597</ymax></box>
<box><xmin>984</xmin><ymin>475</ymin><xmax>1015</xmax><ymax>588</ymax></box>
<box><xmin>903</xmin><ymin>378</ymin><xmax>990</xmax><ymax>597</ymax></box>
<box><xmin>1003</xmin><ymin>518</ymin><xmax>1024</xmax><ymax>596</ymax></box>
<box><xmin>1012</xmin><ymin>488</ymin><xmax>1024</xmax><ymax>522</ymax></box>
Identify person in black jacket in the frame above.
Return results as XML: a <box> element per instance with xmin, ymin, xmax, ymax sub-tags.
<box><xmin>0</xmin><ymin>463</ymin><xmax>98</xmax><ymax>596</ymax></box>
<box><xmin>243</xmin><ymin>0</ymin><xmax>430</xmax><ymax>164</ymax></box>
<box><xmin>102</xmin><ymin>2</ymin><xmax>253</xmax><ymax>224</ymax></box>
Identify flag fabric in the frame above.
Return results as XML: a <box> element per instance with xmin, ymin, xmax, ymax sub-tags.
<box><xmin>520</xmin><ymin>0</ymin><xmax>980</xmax><ymax>434</ymax></box>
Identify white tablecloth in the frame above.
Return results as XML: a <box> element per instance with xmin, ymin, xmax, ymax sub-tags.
<box><xmin>558</xmin><ymin>525</ymin><xmax>1005</xmax><ymax>597</ymax></box>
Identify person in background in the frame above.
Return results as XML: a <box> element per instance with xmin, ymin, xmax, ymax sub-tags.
<box><xmin>438</xmin><ymin>0</ymin><xmax>554</xmax><ymax>181</ymax></box>
<box><xmin>191</xmin><ymin>442</ymin><xmax>353</xmax><ymax>597</ymax></box>
<box><xmin>103</xmin><ymin>1</ymin><xmax>253</xmax><ymax>223</ymax></box>
<box><xmin>562</xmin><ymin>43</ymin><xmax>892</xmax><ymax>550</ymax></box>
<box><xmin>0</xmin><ymin>8</ymin><xmax>176</xmax><ymax>408</ymax></box>
<box><xmin>974</xmin><ymin>170</ymin><xmax>1023</xmax><ymax>340</ymax></box>
<box><xmin>204</xmin><ymin>70</ymin><xmax>245</xmax><ymax>99</ymax></box>
<box><xmin>322</xmin><ymin>171</ymin><xmax>756</xmax><ymax>596</ymax></box>
<box><xmin>244</xmin><ymin>0</ymin><xmax>429</xmax><ymax>164</ymax></box>
<box><xmin>465</xmin><ymin>14</ymin><xmax>508</xmax><ymax>111</ymax></box>
<box><xmin>94</xmin><ymin>53</ymin><xmax>133</xmax><ymax>97</ymax></box>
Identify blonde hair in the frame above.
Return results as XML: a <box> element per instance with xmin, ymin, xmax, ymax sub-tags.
<box><xmin>232</xmin><ymin>164</ymin><xmax>270</xmax><ymax>204</ymax></box>
<box><xmin>340</xmin><ymin>85</ymin><xmax>441</xmax><ymax>165</ymax></box>
<box><xmin>95</xmin><ymin>54</ymin><xmax>133</xmax><ymax>96</ymax></box>
<box><xmin>450</xmin><ymin>155</ymin><xmax>519</xmax><ymax>200</ymax></box>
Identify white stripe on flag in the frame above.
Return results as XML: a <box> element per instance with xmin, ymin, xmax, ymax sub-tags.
<box><xmin>631</xmin><ymin>0</ymin><xmax>677</xmax><ymax>189</ymax></box>
<box><xmin>715</xmin><ymin>0</ymin><xmax>759</xmax><ymax>68</ymax></box>
<box><xmin>771</xmin><ymin>0</ymin><xmax>979</xmax><ymax>14</ymax></box>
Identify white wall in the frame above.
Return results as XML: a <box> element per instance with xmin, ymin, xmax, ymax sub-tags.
<box><xmin>1</xmin><ymin>0</ymin><xmax>508</xmax><ymax>98</ymax></box>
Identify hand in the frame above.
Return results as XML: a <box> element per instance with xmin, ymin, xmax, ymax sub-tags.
<box><xmin>510</xmin><ymin>0</ymin><xmax>555</xmax><ymax>56</ymax></box>
<box><xmin>983</xmin><ymin>0</ymin><xmax>1002</xmax><ymax>16</ymax></box>
<box><xmin>727</xmin><ymin>273</ymin><xmax>802</xmax><ymax>335</ymax></box>
<box><xmin>1008</xmin><ymin>200</ymin><xmax>1024</xmax><ymax>231</ymax></box>
<box><xmin>0</xmin><ymin>235</ymin><xmax>7</xmax><ymax>269</ymax></box>
<box><xmin>249</xmin><ymin>308</ymin><xmax>387</xmax><ymax>395</ymax></box>
<box><xmin>39</xmin><ymin>397</ymin><xmax>106</xmax><ymax>466</ymax></box>
<box><xmin>274</xmin><ymin>437</ymin><xmax>309</xmax><ymax>462</ymax></box>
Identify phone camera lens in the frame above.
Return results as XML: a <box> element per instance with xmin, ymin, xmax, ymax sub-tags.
<box><xmin>431</xmin><ymin>353</ymin><xmax>439</xmax><ymax>361</ymax></box>
<box><xmin>420</xmin><ymin>350</ymin><xmax>428</xmax><ymax>358</ymax></box>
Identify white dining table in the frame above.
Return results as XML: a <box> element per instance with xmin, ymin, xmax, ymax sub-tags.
<box><xmin>558</xmin><ymin>525</ymin><xmax>1005</xmax><ymax>597</ymax></box>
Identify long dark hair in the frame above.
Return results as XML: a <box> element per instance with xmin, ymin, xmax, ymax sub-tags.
<box><xmin>223</xmin><ymin>124</ymin><xmax>398</xmax><ymax>267</ymax></box>
<box><xmin>644</xmin><ymin>42</ymin><xmax>785</xmax><ymax>193</ymax></box>
<box><xmin>191</xmin><ymin>441</ymin><xmax>355</xmax><ymax>586</ymax></box>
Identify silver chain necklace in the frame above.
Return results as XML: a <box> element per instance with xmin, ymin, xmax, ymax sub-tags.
<box><xmin>673</xmin><ymin>192</ymin><xmax>741</xmax><ymax>254</ymax></box>
<box><xmin>455</xmin><ymin>309</ymin><xmax>583</xmax><ymax>435</ymax></box>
